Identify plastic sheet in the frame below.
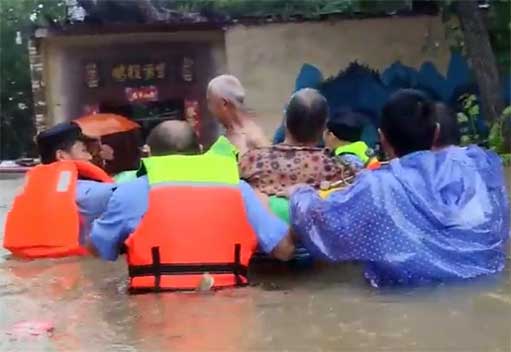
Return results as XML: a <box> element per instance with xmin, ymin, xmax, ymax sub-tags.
<box><xmin>290</xmin><ymin>146</ymin><xmax>510</xmax><ymax>287</ymax></box>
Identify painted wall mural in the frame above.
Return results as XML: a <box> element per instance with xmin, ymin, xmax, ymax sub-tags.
<box><xmin>273</xmin><ymin>53</ymin><xmax>511</xmax><ymax>147</ymax></box>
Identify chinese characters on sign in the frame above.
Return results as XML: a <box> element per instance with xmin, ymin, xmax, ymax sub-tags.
<box><xmin>127</xmin><ymin>64</ymin><xmax>142</xmax><ymax>80</ymax></box>
<box><xmin>84</xmin><ymin>63</ymin><xmax>99</xmax><ymax>88</ymax></box>
<box><xmin>125</xmin><ymin>86</ymin><xmax>159</xmax><ymax>103</ymax></box>
<box><xmin>86</xmin><ymin>57</ymin><xmax>195</xmax><ymax>87</ymax></box>
<box><xmin>155</xmin><ymin>63</ymin><xmax>166</xmax><ymax>79</ymax></box>
<box><xmin>112</xmin><ymin>63</ymin><xmax>166</xmax><ymax>82</ymax></box>
<box><xmin>112</xmin><ymin>65</ymin><xmax>127</xmax><ymax>82</ymax></box>
<box><xmin>182</xmin><ymin>57</ymin><xmax>194</xmax><ymax>82</ymax></box>
<box><xmin>143</xmin><ymin>64</ymin><xmax>155</xmax><ymax>80</ymax></box>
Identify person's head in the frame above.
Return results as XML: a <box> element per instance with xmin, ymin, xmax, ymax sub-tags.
<box><xmin>36</xmin><ymin>122</ymin><xmax>92</xmax><ymax>164</ymax></box>
<box><xmin>207</xmin><ymin>74</ymin><xmax>246</xmax><ymax>127</ymax></box>
<box><xmin>284</xmin><ymin>88</ymin><xmax>329</xmax><ymax>145</ymax></box>
<box><xmin>146</xmin><ymin>120</ymin><xmax>200</xmax><ymax>156</ymax></box>
<box><xmin>324</xmin><ymin>109</ymin><xmax>365</xmax><ymax>150</ymax></box>
<box><xmin>379</xmin><ymin>89</ymin><xmax>438</xmax><ymax>159</ymax></box>
<box><xmin>433</xmin><ymin>102</ymin><xmax>460</xmax><ymax>148</ymax></box>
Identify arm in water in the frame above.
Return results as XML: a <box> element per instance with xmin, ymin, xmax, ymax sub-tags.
<box><xmin>239</xmin><ymin>180</ymin><xmax>294</xmax><ymax>260</ymax></box>
<box><xmin>75</xmin><ymin>180</ymin><xmax>116</xmax><ymax>245</ymax></box>
<box><xmin>89</xmin><ymin>177</ymin><xmax>293</xmax><ymax>261</ymax></box>
<box><xmin>289</xmin><ymin>172</ymin><xmax>382</xmax><ymax>262</ymax></box>
<box><xmin>89</xmin><ymin>177</ymin><xmax>149</xmax><ymax>261</ymax></box>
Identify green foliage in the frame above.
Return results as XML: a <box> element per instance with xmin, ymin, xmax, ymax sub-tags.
<box><xmin>460</xmin><ymin>99</ymin><xmax>511</xmax><ymax>165</ymax></box>
<box><xmin>457</xmin><ymin>94</ymin><xmax>483</xmax><ymax>146</ymax></box>
<box><xmin>168</xmin><ymin>0</ymin><xmax>412</xmax><ymax>19</ymax></box>
<box><xmin>441</xmin><ymin>0</ymin><xmax>511</xmax><ymax>75</ymax></box>
<box><xmin>0</xmin><ymin>0</ymin><xmax>65</xmax><ymax>159</ymax></box>
<box><xmin>488</xmin><ymin>106</ymin><xmax>511</xmax><ymax>165</ymax></box>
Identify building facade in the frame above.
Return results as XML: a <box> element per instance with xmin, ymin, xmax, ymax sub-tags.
<box><xmin>30</xmin><ymin>14</ymin><xmax>449</xmax><ymax>145</ymax></box>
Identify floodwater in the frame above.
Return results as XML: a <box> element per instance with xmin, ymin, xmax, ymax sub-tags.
<box><xmin>0</xmin><ymin>173</ymin><xmax>510</xmax><ymax>352</ymax></box>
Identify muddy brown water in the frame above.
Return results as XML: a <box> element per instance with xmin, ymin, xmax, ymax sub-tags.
<box><xmin>0</xmin><ymin>172</ymin><xmax>510</xmax><ymax>352</ymax></box>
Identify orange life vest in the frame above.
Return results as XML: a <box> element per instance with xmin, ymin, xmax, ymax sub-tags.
<box><xmin>125</xmin><ymin>153</ymin><xmax>258</xmax><ymax>293</ymax></box>
<box><xmin>3</xmin><ymin>160</ymin><xmax>113</xmax><ymax>258</ymax></box>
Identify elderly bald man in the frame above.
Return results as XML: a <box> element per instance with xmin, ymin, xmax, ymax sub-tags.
<box><xmin>207</xmin><ymin>74</ymin><xmax>269</xmax><ymax>156</ymax></box>
<box><xmin>89</xmin><ymin>120</ymin><xmax>293</xmax><ymax>292</ymax></box>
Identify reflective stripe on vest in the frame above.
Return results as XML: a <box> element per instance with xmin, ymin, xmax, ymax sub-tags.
<box><xmin>125</xmin><ymin>150</ymin><xmax>257</xmax><ymax>293</ymax></box>
<box><xmin>3</xmin><ymin>160</ymin><xmax>112</xmax><ymax>258</ymax></box>
<box><xmin>142</xmin><ymin>151</ymin><xmax>240</xmax><ymax>185</ymax></box>
<box><xmin>128</xmin><ymin>244</ymin><xmax>248</xmax><ymax>294</ymax></box>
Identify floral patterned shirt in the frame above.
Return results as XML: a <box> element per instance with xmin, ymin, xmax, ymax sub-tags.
<box><xmin>239</xmin><ymin>144</ymin><xmax>354</xmax><ymax>196</ymax></box>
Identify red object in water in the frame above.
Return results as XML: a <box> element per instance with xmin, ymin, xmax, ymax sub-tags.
<box><xmin>74</xmin><ymin>113</ymin><xmax>140</xmax><ymax>138</ymax></box>
<box><xmin>7</xmin><ymin>320</ymin><xmax>54</xmax><ymax>337</ymax></box>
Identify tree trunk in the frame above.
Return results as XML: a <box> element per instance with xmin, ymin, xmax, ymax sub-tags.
<box><xmin>456</xmin><ymin>0</ymin><xmax>508</xmax><ymax>151</ymax></box>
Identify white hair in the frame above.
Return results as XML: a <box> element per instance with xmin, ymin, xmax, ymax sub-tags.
<box><xmin>207</xmin><ymin>74</ymin><xmax>246</xmax><ymax>107</ymax></box>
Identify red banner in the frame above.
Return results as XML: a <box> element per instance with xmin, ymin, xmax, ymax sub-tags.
<box><xmin>125</xmin><ymin>86</ymin><xmax>159</xmax><ymax>103</ymax></box>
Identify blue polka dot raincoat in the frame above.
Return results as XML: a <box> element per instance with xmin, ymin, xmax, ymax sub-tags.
<box><xmin>290</xmin><ymin>146</ymin><xmax>510</xmax><ymax>287</ymax></box>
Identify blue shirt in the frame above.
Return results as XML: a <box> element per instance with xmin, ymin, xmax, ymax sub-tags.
<box><xmin>75</xmin><ymin>180</ymin><xmax>116</xmax><ymax>244</ymax></box>
<box><xmin>90</xmin><ymin>177</ymin><xmax>288</xmax><ymax>261</ymax></box>
<box><xmin>291</xmin><ymin>146</ymin><xmax>510</xmax><ymax>287</ymax></box>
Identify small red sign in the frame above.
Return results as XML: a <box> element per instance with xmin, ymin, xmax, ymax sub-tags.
<box><xmin>125</xmin><ymin>86</ymin><xmax>158</xmax><ymax>103</ymax></box>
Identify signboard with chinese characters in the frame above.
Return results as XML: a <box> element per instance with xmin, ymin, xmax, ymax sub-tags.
<box><xmin>182</xmin><ymin>57</ymin><xmax>194</xmax><ymax>82</ymax></box>
<box><xmin>84</xmin><ymin>62</ymin><xmax>100</xmax><ymax>88</ymax></box>
<box><xmin>112</xmin><ymin>63</ymin><xmax>166</xmax><ymax>83</ymax></box>
<box><xmin>125</xmin><ymin>86</ymin><xmax>159</xmax><ymax>103</ymax></box>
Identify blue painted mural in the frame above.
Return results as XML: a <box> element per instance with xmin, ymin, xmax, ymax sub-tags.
<box><xmin>273</xmin><ymin>53</ymin><xmax>511</xmax><ymax>147</ymax></box>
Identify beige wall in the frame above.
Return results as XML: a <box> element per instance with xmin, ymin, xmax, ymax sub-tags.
<box><xmin>225</xmin><ymin>16</ymin><xmax>451</xmax><ymax>135</ymax></box>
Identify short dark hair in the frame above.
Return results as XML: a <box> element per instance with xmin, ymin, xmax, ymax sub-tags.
<box><xmin>380</xmin><ymin>89</ymin><xmax>437</xmax><ymax>157</ymax></box>
<box><xmin>434</xmin><ymin>103</ymin><xmax>460</xmax><ymax>147</ymax></box>
<box><xmin>286</xmin><ymin>88</ymin><xmax>329</xmax><ymax>144</ymax></box>
<box><xmin>327</xmin><ymin>109</ymin><xmax>366</xmax><ymax>143</ymax></box>
<box><xmin>36</xmin><ymin>122</ymin><xmax>84</xmax><ymax>164</ymax></box>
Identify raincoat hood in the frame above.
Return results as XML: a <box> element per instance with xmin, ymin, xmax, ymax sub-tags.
<box><xmin>390</xmin><ymin>146</ymin><xmax>507</xmax><ymax>231</ymax></box>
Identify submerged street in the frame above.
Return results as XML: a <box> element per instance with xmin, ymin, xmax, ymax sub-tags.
<box><xmin>0</xmin><ymin>174</ymin><xmax>510</xmax><ymax>352</ymax></box>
